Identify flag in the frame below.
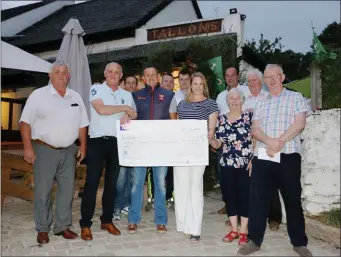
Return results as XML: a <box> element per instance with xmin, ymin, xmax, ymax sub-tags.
<box><xmin>200</xmin><ymin>56</ymin><xmax>225</xmax><ymax>95</ymax></box>
<box><xmin>312</xmin><ymin>31</ymin><xmax>337</xmax><ymax>62</ymax></box>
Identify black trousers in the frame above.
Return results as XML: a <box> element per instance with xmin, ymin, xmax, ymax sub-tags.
<box><xmin>220</xmin><ymin>166</ymin><xmax>250</xmax><ymax>218</ymax></box>
<box><xmin>248</xmin><ymin>154</ymin><xmax>308</xmax><ymax>247</ymax></box>
<box><xmin>79</xmin><ymin>137</ymin><xmax>120</xmax><ymax>227</ymax></box>
<box><xmin>268</xmin><ymin>188</ymin><xmax>283</xmax><ymax>223</ymax></box>
<box><xmin>148</xmin><ymin>167</ymin><xmax>174</xmax><ymax>201</ymax></box>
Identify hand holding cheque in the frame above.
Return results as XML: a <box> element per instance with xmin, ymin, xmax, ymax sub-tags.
<box><xmin>117</xmin><ymin>120</ymin><xmax>209</xmax><ymax>167</ymax></box>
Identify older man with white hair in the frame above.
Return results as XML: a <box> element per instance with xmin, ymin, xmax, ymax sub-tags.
<box><xmin>20</xmin><ymin>60</ymin><xmax>89</xmax><ymax>244</ymax></box>
<box><xmin>238</xmin><ymin>64</ymin><xmax>311</xmax><ymax>257</ymax></box>
<box><xmin>244</xmin><ymin>69</ymin><xmax>283</xmax><ymax>231</ymax></box>
<box><xmin>80</xmin><ymin>62</ymin><xmax>137</xmax><ymax>241</ymax></box>
<box><xmin>243</xmin><ymin>69</ymin><xmax>269</xmax><ymax>111</ymax></box>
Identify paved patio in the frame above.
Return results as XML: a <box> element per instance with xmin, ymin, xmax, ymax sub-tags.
<box><xmin>1</xmin><ymin>191</ymin><xmax>339</xmax><ymax>256</ymax></box>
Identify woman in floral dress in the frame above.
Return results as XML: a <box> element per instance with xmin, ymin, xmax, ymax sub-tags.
<box><xmin>209</xmin><ymin>88</ymin><xmax>253</xmax><ymax>246</ymax></box>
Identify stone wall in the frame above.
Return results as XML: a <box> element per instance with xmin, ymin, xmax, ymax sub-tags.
<box><xmin>301</xmin><ymin>108</ymin><xmax>340</xmax><ymax>215</ymax></box>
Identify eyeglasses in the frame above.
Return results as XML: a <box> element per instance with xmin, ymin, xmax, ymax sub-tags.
<box><xmin>264</xmin><ymin>74</ymin><xmax>282</xmax><ymax>81</ymax></box>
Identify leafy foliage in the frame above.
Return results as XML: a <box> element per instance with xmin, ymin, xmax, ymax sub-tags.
<box><xmin>318</xmin><ymin>48</ymin><xmax>341</xmax><ymax>109</ymax></box>
<box><xmin>242</xmin><ymin>34</ymin><xmax>311</xmax><ymax>82</ymax></box>
<box><xmin>139</xmin><ymin>42</ymin><xmax>177</xmax><ymax>74</ymax></box>
<box><xmin>315</xmin><ymin>22</ymin><xmax>341</xmax><ymax>50</ymax></box>
<box><xmin>139</xmin><ymin>35</ymin><xmax>237</xmax><ymax>98</ymax></box>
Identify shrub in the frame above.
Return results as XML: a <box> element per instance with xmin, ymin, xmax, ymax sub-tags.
<box><xmin>319</xmin><ymin>48</ymin><xmax>341</xmax><ymax>109</ymax></box>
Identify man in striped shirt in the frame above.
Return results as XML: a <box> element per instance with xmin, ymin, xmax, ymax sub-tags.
<box><xmin>238</xmin><ymin>64</ymin><xmax>311</xmax><ymax>257</ymax></box>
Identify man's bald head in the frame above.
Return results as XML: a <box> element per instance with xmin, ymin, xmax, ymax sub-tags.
<box><xmin>104</xmin><ymin>62</ymin><xmax>123</xmax><ymax>87</ymax></box>
<box><xmin>225</xmin><ymin>67</ymin><xmax>238</xmax><ymax>88</ymax></box>
<box><xmin>105</xmin><ymin>62</ymin><xmax>122</xmax><ymax>73</ymax></box>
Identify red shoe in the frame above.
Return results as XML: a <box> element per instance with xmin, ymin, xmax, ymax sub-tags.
<box><xmin>222</xmin><ymin>231</ymin><xmax>239</xmax><ymax>242</ymax></box>
<box><xmin>238</xmin><ymin>233</ymin><xmax>248</xmax><ymax>245</ymax></box>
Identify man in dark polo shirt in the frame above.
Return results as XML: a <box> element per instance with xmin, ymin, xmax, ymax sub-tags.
<box><xmin>127</xmin><ymin>66</ymin><xmax>174</xmax><ymax>234</ymax></box>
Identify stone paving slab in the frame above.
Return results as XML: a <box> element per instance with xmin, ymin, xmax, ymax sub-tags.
<box><xmin>1</xmin><ymin>193</ymin><xmax>339</xmax><ymax>256</ymax></box>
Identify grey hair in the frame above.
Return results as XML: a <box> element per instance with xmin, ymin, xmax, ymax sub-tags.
<box><xmin>247</xmin><ymin>68</ymin><xmax>263</xmax><ymax>84</ymax></box>
<box><xmin>264</xmin><ymin>64</ymin><xmax>283</xmax><ymax>74</ymax></box>
<box><xmin>104</xmin><ymin>62</ymin><xmax>122</xmax><ymax>73</ymax></box>
<box><xmin>226</xmin><ymin>88</ymin><xmax>245</xmax><ymax>105</ymax></box>
<box><xmin>50</xmin><ymin>60</ymin><xmax>69</xmax><ymax>73</ymax></box>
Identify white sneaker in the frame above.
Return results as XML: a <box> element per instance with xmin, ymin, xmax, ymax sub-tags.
<box><xmin>121</xmin><ymin>206</ymin><xmax>129</xmax><ymax>215</ymax></box>
<box><xmin>113</xmin><ymin>214</ymin><xmax>121</xmax><ymax>221</ymax></box>
<box><xmin>213</xmin><ymin>183</ymin><xmax>220</xmax><ymax>188</ymax></box>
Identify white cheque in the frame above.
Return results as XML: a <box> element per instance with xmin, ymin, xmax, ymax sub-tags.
<box><xmin>117</xmin><ymin>120</ymin><xmax>209</xmax><ymax>167</ymax></box>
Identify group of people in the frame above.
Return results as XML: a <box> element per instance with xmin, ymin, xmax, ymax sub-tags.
<box><xmin>19</xmin><ymin>59</ymin><xmax>312</xmax><ymax>256</ymax></box>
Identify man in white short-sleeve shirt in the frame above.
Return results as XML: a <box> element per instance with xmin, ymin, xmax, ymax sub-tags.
<box><xmin>19</xmin><ymin>60</ymin><xmax>89</xmax><ymax>244</ymax></box>
<box><xmin>79</xmin><ymin>62</ymin><xmax>136</xmax><ymax>241</ymax></box>
<box><xmin>169</xmin><ymin>69</ymin><xmax>190</xmax><ymax>119</ymax></box>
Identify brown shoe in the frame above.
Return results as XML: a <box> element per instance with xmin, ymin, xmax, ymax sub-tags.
<box><xmin>157</xmin><ymin>224</ymin><xmax>167</xmax><ymax>233</ymax></box>
<box><xmin>127</xmin><ymin>224</ymin><xmax>137</xmax><ymax>234</ymax></box>
<box><xmin>81</xmin><ymin>227</ymin><xmax>93</xmax><ymax>241</ymax></box>
<box><xmin>37</xmin><ymin>232</ymin><xmax>49</xmax><ymax>244</ymax></box>
<box><xmin>218</xmin><ymin>205</ymin><xmax>227</xmax><ymax>215</ymax></box>
<box><xmin>269</xmin><ymin>221</ymin><xmax>280</xmax><ymax>231</ymax></box>
<box><xmin>101</xmin><ymin>223</ymin><xmax>121</xmax><ymax>236</ymax></box>
<box><xmin>55</xmin><ymin>228</ymin><xmax>78</xmax><ymax>239</ymax></box>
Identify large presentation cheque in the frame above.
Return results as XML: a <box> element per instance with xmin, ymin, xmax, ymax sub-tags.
<box><xmin>117</xmin><ymin>120</ymin><xmax>208</xmax><ymax>167</ymax></box>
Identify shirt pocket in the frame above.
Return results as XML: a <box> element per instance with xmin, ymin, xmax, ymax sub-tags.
<box><xmin>68</xmin><ymin>105</ymin><xmax>81</xmax><ymax>121</ymax></box>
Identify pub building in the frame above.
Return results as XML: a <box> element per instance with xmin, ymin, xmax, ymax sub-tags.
<box><xmin>1</xmin><ymin>0</ymin><xmax>246</xmax><ymax>142</ymax></box>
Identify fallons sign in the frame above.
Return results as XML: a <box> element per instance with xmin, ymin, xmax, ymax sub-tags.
<box><xmin>147</xmin><ymin>19</ymin><xmax>223</xmax><ymax>41</ymax></box>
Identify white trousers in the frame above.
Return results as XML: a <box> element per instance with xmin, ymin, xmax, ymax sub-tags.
<box><xmin>173</xmin><ymin>166</ymin><xmax>206</xmax><ymax>236</ymax></box>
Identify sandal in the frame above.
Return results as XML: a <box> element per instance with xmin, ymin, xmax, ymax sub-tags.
<box><xmin>238</xmin><ymin>233</ymin><xmax>248</xmax><ymax>246</ymax></box>
<box><xmin>222</xmin><ymin>231</ymin><xmax>239</xmax><ymax>242</ymax></box>
<box><xmin>190</xmin><ymin>235</ymin><xmax>200</xmax><ymax>242</ymax></box>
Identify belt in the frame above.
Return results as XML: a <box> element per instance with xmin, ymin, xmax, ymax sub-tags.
<box><xmin>33</xmin><ymin>139</ymin><xmax>67</xmax><ymax>150</ymax></box>
<box><xmin>101</xmin><ymin>136</ymin><xmax>116</xmax><ymax>140</ymax></box>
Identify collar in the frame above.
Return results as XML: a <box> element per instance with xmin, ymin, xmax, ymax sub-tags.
<box><xmin>270</xmin><ymin>88</ymin><xmax>287</xmax><ymax>98</ymax></box>
<box><xmin>248</xmin><ymin>89</ymin><xmax>267</xmax><ymax>98</ymax></box>
<box><xmin>225</xmin><ymin>84</ymin><xmax>242</xmax><ymax>92</ymax></box>
<box><xmin>103</xmin><ymin>81</ymin><xmax>121</xmax><ymax>94</ymax></box>
<box><xmin>49</xmin><ymin>84</ymin><xmax>71</xmax><ymax>97</ymax></box>
<box><xmin>145</xmin><ymin>83</ymin><xmax>160</xmax><ymax>91</ymax></box>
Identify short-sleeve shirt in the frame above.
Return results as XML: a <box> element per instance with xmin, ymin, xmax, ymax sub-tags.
<box><xmin>215</xmin><ymin>112</ymin><xmax>253</xmax><ymax>168</ymax></box>
<box><xmin>19</xmin><ymin>84</ymin><xmax>89</xmax><ymax>148</ymax></box>
<box><xmin>177</xmin><ymin>99</ymin><xmax>218</xmax><ymax>120</ymax></box>
<box><xmin>243</xmin><ymin>90</ymin><xmax>269</xmax><ymax>111</ymax></box>
<box><xmin>169</xmin><ymin>90</ymin><xmax>185</xmax><ymax>113</ymax></box>
<box><xmin>89</xmin><ymin>82</ymin><xmax>136</xmax><ymax>138</ymax></box>
<box><xmin>253</xmin><ymin>88</ymin><xmax>310</xmax><ymax>155</ymax></box>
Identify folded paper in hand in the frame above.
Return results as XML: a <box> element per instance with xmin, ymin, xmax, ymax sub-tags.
<box><xmin>258</xmin><ymin>148</ymin><xmax>281</xmax><ymax>163</ymax></box>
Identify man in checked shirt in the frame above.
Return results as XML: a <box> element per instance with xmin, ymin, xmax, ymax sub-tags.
<box><xmin>238</xmin><ymin>64</ymin><xmax>312</xmax><ymax>257</ymax></box>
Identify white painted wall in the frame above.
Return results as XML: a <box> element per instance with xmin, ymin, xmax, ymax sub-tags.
<box><xmin>2</xmin><ymin>0</ymin><xmax>75</xmax><ymax>37</ymax></box>
<box><xmin>145</xmin><ymin>0</ymin><xmax>198</xmax><ymax>28</ymax></box>
<box><xmin>301</xmin><ymin>109</ymin><xmax>341</xmax><ymax>215</ymax></box>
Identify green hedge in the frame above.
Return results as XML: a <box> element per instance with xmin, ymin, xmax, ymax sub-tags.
<box><xmin>319</xmin><ymin>48</ymin><xmax>341</xmax><ymax>109</ymax></box>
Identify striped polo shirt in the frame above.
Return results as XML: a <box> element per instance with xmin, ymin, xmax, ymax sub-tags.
<box><xmin>177</xmin><ymin>98</ymin><xmax>219</xmax><ymax>120</ymax></box>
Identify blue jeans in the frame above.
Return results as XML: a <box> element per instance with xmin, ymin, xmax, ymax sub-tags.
<box><xmin>114</xmin><ymin>167</ymin><xmax>134</xmax><ymax>215</ymax></box>
<box><xmin>128</xmin><ymin>166</ymin><xmax>168</xmax><ymax>225</ymax></box>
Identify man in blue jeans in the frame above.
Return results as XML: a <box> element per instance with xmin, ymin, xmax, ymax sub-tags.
<box><xmin>113</xmin><ymin>166</ymin><xmax>134</xmax><ymax>220</ymax></box>
<box><xmin>113</xmin><ymin>75</ymin><xmax>139</xmax><ymax>220</ymax></box>
<box><xmin>127</xmin><ymin>66</ymin><xmax>174</xmax><ymax>234</ymax></box>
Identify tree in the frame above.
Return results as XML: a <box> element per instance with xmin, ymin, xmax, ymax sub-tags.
<box><xmin>241</xmin><ymin>34</ymin><xmax>311</xmax><ymax>82</ymax></box>
<box><xmin>316</xmin><ymin>22</ymin><xmax>341</xmax><ymax>50</ymax></box>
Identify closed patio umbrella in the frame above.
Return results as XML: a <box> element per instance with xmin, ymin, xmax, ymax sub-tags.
<box><xmin>55</xmin><ymin>18</ymin><xmax>92</xmax><ymax>117</ymax></box>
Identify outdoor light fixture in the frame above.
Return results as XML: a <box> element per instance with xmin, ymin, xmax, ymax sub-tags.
<box><xmin>241</xmin><ymin>14</ymin><xmax>246</xmax><ymax>21</ymax></box>
<box><xmin>230</xmin><ymin>8</ymin><xmax>237</xmax><ymax>14</ymax></box>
